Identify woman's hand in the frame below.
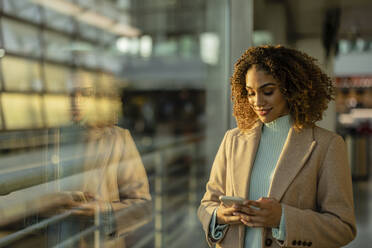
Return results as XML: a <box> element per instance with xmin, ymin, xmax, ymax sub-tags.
<box><xmin>216</xmin><ymin>203</ymin><xmax>243</xmax><ymax>225</ymax></box>
<box><xmin>233</xmin><ymin>197</ymin><xmax>282</xmax><ymax>228</ymax></box>
<box><xmin>40</xmin><ymin>191</ymin><xmax>102</xmax><ymax>217</ymax></box>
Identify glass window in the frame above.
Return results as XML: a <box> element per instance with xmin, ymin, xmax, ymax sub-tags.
<box><xmin>96</xmin><ymin>97</ymin><xmax>121</xmax><ymax>124</ymax></box>
<box><xmin>2</xmin><ymin>56</ymin><xmax>42</xmax><ymax>92</ymax></box>
<box><xmin>78</xmin><ymin>21</ymin><xmax>99</xmax><ymax>41</ymax></box>
<box><xmin>69</xmin><ymin>69</ymin><xmax>97</xmax><ymax>91</ymax></box>
<box><xmin>73</xmin><ymin>41</ymin><xmax>98</xmax><ymax>68</ymax></box>
<box><xmin>0</xmin><ymin>107</ymin><xmax>3</xmax><ymax>130</ymax></box>
<box><xmin>1</xmin><ymin>93</ymin><xmax>43</xmax><ymax>129</ymax></box>
<box><xmin>44</xmin><ymin>8</ymin><xmax>75</xmax><ymax>33</ymax></box>
<box><xmin>43</xmin><ymin>30</ymin><xmax>72</xmax><ymax>63</ymax></box>
<box><xmin>43</xmin><ymin>94</ymin><xmax>71</xmax><ymax>127</ymax></box>
<box><xmin>96</xmin><ymin>72</ymin><xmax>116</xmax><ymax>95</ymax></box>
<box><xmin>3</xmin><ymin>0</ymin><xmax>42</xmax><ymax>23</ymax></box>
<box><xmin>2</xmin><ymin>18</ymin><xmax>42</xmax><ymax>57</ymax></box>
<box><xmin>0</xmin><ymin>1</ymin><xmax>232</xmax><ymax>247</ymax></box>
<box><xmin>79</xmin><ymin>96</ymin><xmax>97</xmax><ymax>125</ymax></box>
<box><xmin>44</xmin><ymin>63</ymin><xmax>70</xmax><ymax>93</ymax></box>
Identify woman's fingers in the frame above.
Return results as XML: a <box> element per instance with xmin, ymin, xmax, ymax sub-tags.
<box><xmin>233</xmin><ymin>205</ymin><xmax>263</xmax><ymax>216</ymax></box>
<box><xmin>217</xmin><ymin>204</ymin><xmax>245</xmax><ymax>224</ymax></box>
<box><xmin>224</xmin><ymin>215</ymin><xmax>242</xmax><ymax>224</ymax></box>
<box><xmin>234</xmin><ymin>198</ymin><xmax>282</xmax><ymax>228</ymax></box>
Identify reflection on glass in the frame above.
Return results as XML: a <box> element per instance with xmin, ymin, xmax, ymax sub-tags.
<box><xmin>43</xmin><ymin>126</ymin><xmax>152</xmax><ymax>247</ymax></box>
<box><xmin>97</xmin><ymin>72</ymin><xmax>117</xmax><ymax>95</ymax></box>
<box><xmin>71</xmin><ymin>70</ymin><xmax>97</xmax><ymax>91</ymax></box>
<box><xmin>2</xmin><ymin>56</ymin><xmax>42</xmax><ymax>92</ymax></box>
<box><xmin>44</xmin><ymin>63</ymin><xmax>70</xmax><ymax>93</ymax></box>
<box><xmin>44</xmin><ymin>7</ymin><xmax>74</xmax><ymax>33</ymax></box>
<box><xmin>1</xmin><ymin>93</ymin><xmax>43</xmax><ymax>129</ymax></box>
<box><xmin>0</xmin><ymin>107</ymin><xmax>3</xmax><ymax>129</ymax></box>
<box><xmin>43</xmin><ymin>30</ymin><xmax>72</xmax><ymax>62</ymax></box>
<box><xmin>3</xmin><ymin>0</ymin><xmax>42</xmax><ymax>23</ymax></box>
<box><xmin>96</xmin><ymin>97</ymin><xmax>122</xmax><ymax>125</ymax></box>
<box><xmin>2</xmin><ymin>18</ymin><xmax>41</xmax><ymax>57</ymax></box>
<box><xmin>43</xmin><ymin>95</ymin><xmax>71</xmax><ymax>127</ymax></box>
<box><xmin>78</xmin><ymin>22</ymin><xmax>99</xmax><ymax>41</ymax></box>
<box><xmin>74</xmin><ymin>41</ymin><xmax>98</xmax><ymax>68</ymax></box>
<box><xmin>0</xmin><ymin>0</ymin><xmax>230</xmax><ymax>247</ymax></box>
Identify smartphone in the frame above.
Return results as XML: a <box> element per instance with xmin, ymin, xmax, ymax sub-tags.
<box><xmin>219</xmin><ymin>196</ymin><xmax>245</xmax><ymax>206</ymax></box>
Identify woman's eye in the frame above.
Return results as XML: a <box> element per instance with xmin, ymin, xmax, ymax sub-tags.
<box><xmin>263</xmin><ymin>91</ymin><xmax>273</xmax><ymax>96</ymax></box>
<box><xmin>247</xmin><ymin>92</ymin><xmax>255</xmax><ymax>97</ymax></box>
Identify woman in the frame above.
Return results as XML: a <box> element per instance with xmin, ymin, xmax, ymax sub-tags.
<box><xmin>198</xmin><ymin>45</ymin><xmax>356</xmax><ymax>248</ymax></box>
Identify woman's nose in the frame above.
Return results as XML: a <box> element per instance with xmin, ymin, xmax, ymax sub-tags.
<box><xmin>254</xmin><ymin>94</ymin><xmax>265</xmax><ymax>107</ymax></box>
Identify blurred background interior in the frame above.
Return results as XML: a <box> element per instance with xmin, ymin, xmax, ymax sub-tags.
<box><xmin>0</xmin><ymin>0</ymin><xmax>371</xmax><ymax>247</ymax></box>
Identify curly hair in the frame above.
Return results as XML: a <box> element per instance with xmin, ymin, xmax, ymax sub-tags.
<box><xmin>231</xmin><ymin>45</ymin><xmax>335</xmax><ymax>131</ymax></box>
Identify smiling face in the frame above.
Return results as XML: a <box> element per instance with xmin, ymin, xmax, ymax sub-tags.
<box><xmin>245</xmin><ymin>65</ymin><xmax>289</xmax><ymax>123</ymax></box>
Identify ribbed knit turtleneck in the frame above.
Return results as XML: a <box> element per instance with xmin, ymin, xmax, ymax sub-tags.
<box><xmin>244</xmin><ymin>115</ymin><xmax>291</xmax><ymax>248</ymax></box>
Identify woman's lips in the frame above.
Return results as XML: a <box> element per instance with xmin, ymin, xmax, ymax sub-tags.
<box><xmin>255</xmin><ymin>108</ymin><xmax>272</xmax><ymax>116</ymax></box>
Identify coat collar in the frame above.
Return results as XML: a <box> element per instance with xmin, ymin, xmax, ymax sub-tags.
<box><xmin>231</xmin><ymin>122</ymin><xmax>317</xmax><ymax>201</ymax></box>
<box><xmin>268</xmin><ymin>126</ymin><xmax>316</xmax><ymax>201</ymax></box>
<box><xmin>231</xmin><ymin>121</ymin><xmax>262</xmax><ymax>198</ymax></box>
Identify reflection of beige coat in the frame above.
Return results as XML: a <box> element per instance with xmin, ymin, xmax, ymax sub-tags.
<box><xmin>44</xmin><ymin>126</ymin><xmax>152</xmax><ymax>248</ymax></box>
<box><xmin>0</xmin><ymin>127</ymin><xmax>151</xmax><ymax>248</ymax></box>
<box><xmin>77</xmin><ymin>126</ymin><xmax>152</xmax><ymax>247</ymax></box>
<box><xmin>198</xmin><ymin>122</ymin><xmax>356</xmax><ymax>248</ymax></box>
<box><xmin>82</xmin><ymin>127</ymin><xmax>152</xmax><ymax>237</ymax></box>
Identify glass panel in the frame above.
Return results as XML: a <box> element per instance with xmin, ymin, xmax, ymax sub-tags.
<box><xmin>68</xmin><ymin>69</ymin><xmax>97</xmax><ymax>91</ymax></box>
<box><xmin>79</xmin><ymin>96</ymin><xmax>97</xmax><ymax>125</ymax></box>
<box><xmin>97</xmin><ymin>72</ymin><xmax>116</xmax><ymax>95</ymax></box>
<box><xmin>78</xmin><ymin>22</ymin><xmax>99</xmax><ymax>41</ymax></box>
<box><xmin>43</xmin><ymin>94</ymin><xmax>71</xmax><ymax>127</ymax></box>
<box><xmin>0</xmin><ymin>105</ymin><xmax>3</xmax><ymax>130</ymax></box>
<box><xmin>44</xmin><ymin>63</ymin><xmax>70</xmax><ymax>93</ymax></box>
<box><xmin>2</xmin><ymin>56</ymin><xmax>42</xmax><ymax>92</ymax></box>
<box><xmin>2</xmin><ymin>18</ymin><xmax>41</xmax><ymax>57</ymax></box>
<box><xmin>0</xmin><ymin>1</ymin><xmax>232</xmax><ymax>247</ymax></box>
<box><xmin>43</xmin><ymin>30</ymin><xmax>72</xmax><ymax>63</ymax></box>
<box><xmin>74</xmin><ymin>41</ymin><xmax>98</xmax><ymax>68</ymax></box>
<box><xmin>96</xmin><ymin>97</ymin><xmax>121</xmax><ymax>124</ymax></box>
<box><xmin>3</xmin><ymin>0</ymin><xmax>42</xmax><ymax>23</ymax></box>
<box><xmin>1</xmin><ymin>93</ymin><xmax>43</xmax><ymax>129</ymax></box>
<box><xmin>44</xmin><ymin>7</ymin><xmax>75</xmax><ymax>33</ymax></box>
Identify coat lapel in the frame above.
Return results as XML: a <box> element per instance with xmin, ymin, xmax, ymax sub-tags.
<box><xmin>268</xmin><ymin>127</ymin><xmax>317</xmax><ymax>201</ymax></box>
<box><xmin>232</xmin><ymin>122</ymin><xmax>262</xmax><ymax>198</ymax></box>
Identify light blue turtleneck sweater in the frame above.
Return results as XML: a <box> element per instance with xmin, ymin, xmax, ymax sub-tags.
<box><xmin>210</xmin><ymin>115</ymin><xmax>291</xmax><ymax>247</ymax></box>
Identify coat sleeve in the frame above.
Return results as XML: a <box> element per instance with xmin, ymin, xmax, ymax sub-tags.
<box><xmin>110</xmin><ymin>129</ymin><xmax>152</xmax><ymax>237</ymax></box>
<box><xmin>198</xmin><ymin>131</ymin><xmax>231</xmax><ymax>247</ymax></box>
<box><xmin>280</xmin><ymin>135</ymin><xmax>356</xmax><ymax>247</ymax></box>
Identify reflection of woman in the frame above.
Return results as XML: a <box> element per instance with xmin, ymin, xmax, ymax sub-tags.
<box><xmin>46</xmin><ymin>85</ymin><xmax>152</xmax><ymax>248</ymax></box>
<box><xmin>198</xmin><ymin>46</ymin><xmax>356</xmax><ymax>248</ymax></box>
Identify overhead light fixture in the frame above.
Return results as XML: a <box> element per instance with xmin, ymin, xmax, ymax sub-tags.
<box><xmin>140</xmin><ymin>35</ymin><xmax>152</xmax><ymax>58</ymax></box>
<box><xmin>116</xmin><ymin>37</ymin><xmax>130</xmax><ymax>53</ymax></box>
<box><xmin>200</xmin><ymin>32</ymin><xmax>219</xmax><ymax>65</ymax></box>
<box><xmin>0</xmin><ymin>48</ymin><xmax>5</xmax><ymax>58</ymax></box>
<box><xmin>30</xmin><ymin>0</ymin><xmax>140</xmax><ymax>37</ymax></box>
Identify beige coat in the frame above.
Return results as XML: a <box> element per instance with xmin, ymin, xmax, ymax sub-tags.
<box><xmin>71</xmin><ymin>126</ymin><xmax>152</xmax><ymax>247</ymax></box>
<box><xmin>198</xmin><ymin>122</ymin><xmax>356</xmax><ymax>248</ymax></box>
<box><xmin>0</xmin><ymin>127</ymin><xmax>151</xmax><ymax>247</ymax></box>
